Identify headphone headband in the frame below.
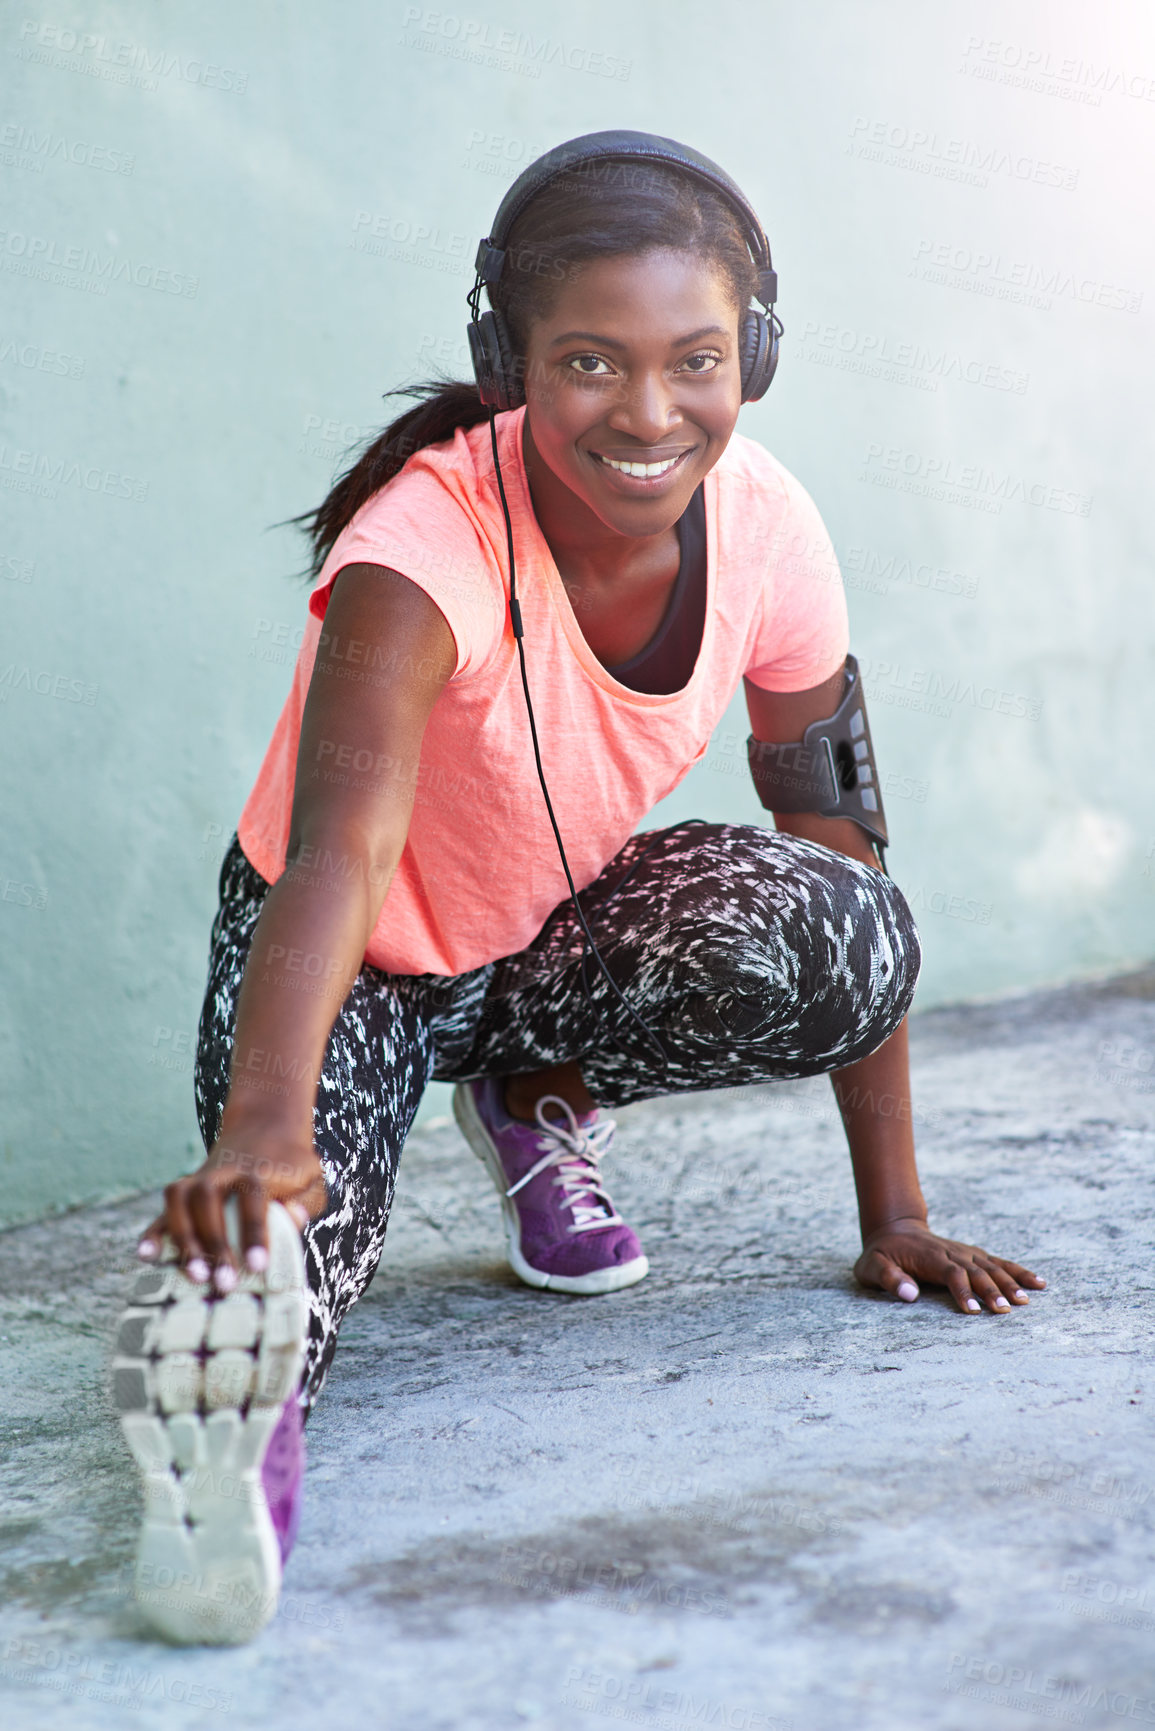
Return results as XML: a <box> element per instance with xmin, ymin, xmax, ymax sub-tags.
<box><xmin>474</xmin><ymin>129</ymin><xmax>777</xmax><ymax>309</ymax></box>
<box><xmin>467</xmin><ymin>129</ymin><xmax>781</xmax><ymax>410</ymax></box>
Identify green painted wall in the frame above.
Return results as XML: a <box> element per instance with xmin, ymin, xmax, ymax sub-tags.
<box><xmin>3</xmin><ymin>0</ymin><xmax>1152</xmax><ymax>1227</ymax></box>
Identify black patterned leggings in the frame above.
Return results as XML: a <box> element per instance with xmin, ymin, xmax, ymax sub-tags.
<box><xmin>195</xmin><ymin>822</ymin><xmax>921</xmax><ymax>1408</ymax></box>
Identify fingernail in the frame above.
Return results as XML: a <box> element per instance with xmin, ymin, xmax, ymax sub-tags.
<box><xmin>214</xmin><ymin>1265</ymin><xmax>237</xmax><ymax>1293</ymax></box>
<box><xmin>137</xmin><ymin>1240</ymin><xmax>158</xmax><ymax>1261</ymax></box>
<box><xmin>187</xmin><ymin>1259</ymin><xmax>210</xmax><ymax>1284</ymax></box>
<box><xmin>897</xmin><ymin>1281</ymin><xmax>918</xmax><ymax>1301</ymax></box>
<box><xmin>994</xmin><ymin>1296</ymin><xmax>1010</xmax><ymax>1309</ymax></box>
<box><xmin>966</xmin><ymin>1298</ymin><xmax>981</xmax><ymax>1312</ymax></box>
<box><xmin>245</xmin><ymin>1246</ymin><xmax>269</xmax><ymax>1273</ymax></box>
<box><xmin>1014</xmin><ymin>1289</ymin><xmax>1030</xmax><ymax>1300</ymax></box>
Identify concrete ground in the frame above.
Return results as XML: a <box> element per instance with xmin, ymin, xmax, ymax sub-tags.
<box><xmin>1</xmin><ymin>968</ymin><xmax>1153</xmax><ymax>1731</ymax></box>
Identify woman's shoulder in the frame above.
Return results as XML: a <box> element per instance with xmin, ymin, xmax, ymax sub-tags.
<box><xmin>353</xmin><ymin>415</ymin><xmax>499</xmax><ymax>531</ymax></box>
<box><xmin>715</xmin><ymin>429</ymin><xmax>798</xmax><ymax>501</ymax></box>
<box><xmin>713</xmin><ymin>430</ymin><xmax>830</xmax><ymax>541</ymax></box>
<box><xmin>308</xmin><ymin>416</ymin><xmax>510</xmax><ymax>662</ymax></box>
<box><xmin>318</xmin><ymin>412</ymin><xmax>512</xmax><ymax>585</ymax></box>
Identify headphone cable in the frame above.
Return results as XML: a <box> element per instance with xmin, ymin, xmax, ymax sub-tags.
<box><xmin>486</xmin><ymin>410</ymin><xmax>668</xmax><ymax>1067</ymax></box>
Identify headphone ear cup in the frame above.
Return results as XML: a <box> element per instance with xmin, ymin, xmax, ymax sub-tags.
<box><xmin>738</xmin><ymin>308</ymin><xmax>778</xmax><ymax>403</ymax></box>
<box><xmin>468</xmin><ymin>310</ymin><xmax>523</xmax><ymax>412</ymax></box>
<box><xmin>491</xmin><ymin>311</ymin><xmax>524</xmax><ymax>410</ymax></box>
<box><xmin>468</xmin><ymin>313</ymin><xmax>500</xmax><ymax>408</ymax></box>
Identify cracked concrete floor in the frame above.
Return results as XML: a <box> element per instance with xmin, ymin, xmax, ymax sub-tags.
<box><xmin>1</xmin><ymin>969</ymin><xmax>1153</xmax><ymax>1730</ymax></box>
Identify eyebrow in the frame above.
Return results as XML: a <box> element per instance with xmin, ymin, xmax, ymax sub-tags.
<box><xmin>547</xmin><ymin>325</ymin><xmax>730</xmax><ymax>349</ymax></box>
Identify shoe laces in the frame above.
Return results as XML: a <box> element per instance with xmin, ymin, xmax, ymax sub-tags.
<box><xmin>504</xmin><ymin>1095</ymin><xmax>622</xmax><ymax>1235</ymax></box>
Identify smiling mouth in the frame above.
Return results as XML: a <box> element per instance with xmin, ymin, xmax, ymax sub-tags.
<box><xmin>591</xmin><ymin>449</ymin><xmax>693</xmax><ymax>480</ymax></box>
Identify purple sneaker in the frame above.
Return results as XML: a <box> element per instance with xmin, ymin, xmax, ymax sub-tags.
<box><xmin>112</xmin><ymin>1199</ymin><xmax>308</xmax><ymax>1645</ymax></box>
<box><xmin>261</xmin><ymin>1393</ymin><xmax>306</xmax><ymax>1566</ymax></box>
<box><xmin>453</xmin><ymin>1077</ymin><xmax>649</xmax><ymax>1295</ymax></box>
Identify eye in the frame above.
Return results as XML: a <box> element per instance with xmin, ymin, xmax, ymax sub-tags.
<box><xmin>567</xmin><ymin>353</ymin><xmax>614</xmax><ymax>376</ymax></box>
<box><xmin>679</xmin><ymin>351</ymin><xmax>722</xmax><ymax>374</ymax></box>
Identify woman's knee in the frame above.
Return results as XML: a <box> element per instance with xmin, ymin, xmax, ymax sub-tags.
<box><xmin>685</xmin><ymin>843</ymin><xmax>921</xmax><ymax>1055</ymax></box>
<box><xmin>860</xmin><ymin>868</ymin><xmax>921</xmax><ymax>1039</ymax></box>
<box><xmin>800</xmin><ymin>849</ymin><xmax>921</xmax><ymax>1057</ymax></box>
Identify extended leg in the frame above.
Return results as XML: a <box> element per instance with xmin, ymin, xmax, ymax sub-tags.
<box><xmin>194</xmin><ymin>837</ymin><xmax>489</xmax><ymax>1408</ymax></box>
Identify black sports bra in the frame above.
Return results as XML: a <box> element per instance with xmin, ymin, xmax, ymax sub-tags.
<box><xmin>604</xmin><ymin>484</ymin><xmax>707</xmax><ymax>696</ymax></box>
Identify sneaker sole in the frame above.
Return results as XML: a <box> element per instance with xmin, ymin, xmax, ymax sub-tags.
<box><xmin>452</xmin><ymin>1083</ymin><xmax>650</xmax><ymax>1296</ymax></box>
<box><xmin>110</xmin><ymin>1200</ymin><xmax>308</xmax><ymax>1645</ymax></box>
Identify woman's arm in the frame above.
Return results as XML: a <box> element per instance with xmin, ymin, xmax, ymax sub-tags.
<box><xmin>139</xmin><ymin>563</ymin><xmax>456</xmax><ymax>1288</ymax></box>
<box><xmin>744</xmin><ymin>673</ymin><xmax>1046</xmax><ymax>1314</ymax></box>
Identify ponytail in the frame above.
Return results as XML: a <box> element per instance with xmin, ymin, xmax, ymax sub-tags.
<box><xmin>294</xmin><ymin>379</ymin><xmax>489</xmax><ymax>579</ymax></box>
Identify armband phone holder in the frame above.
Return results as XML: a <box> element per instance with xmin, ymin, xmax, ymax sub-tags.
<box><xmin>746</xmin><ymin>654</ymin><xmax>889</xmax><ymax>856</ymax></box>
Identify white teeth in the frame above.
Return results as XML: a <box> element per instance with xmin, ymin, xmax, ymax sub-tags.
<box><xmin>599</xmin><ymin>454</ymin><xmax>681</xmax><ymax>478</ymax></box>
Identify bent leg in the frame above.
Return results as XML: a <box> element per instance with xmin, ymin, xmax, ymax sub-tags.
<box><xmin>452</xmin><ymin>822</ymin><xmax>921</xmax><ymax>1108</ymax></box>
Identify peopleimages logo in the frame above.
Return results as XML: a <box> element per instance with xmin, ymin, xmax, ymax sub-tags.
<box><xmin>911</xmin><ymin>238</ymin><xmax>1142</xmax><ymax>314</ymax></box>
<box><xmin>462</xmin><ymin>128</ymin><xmax>551</xmax><ymax>178</ymax></box>
<box><xmin>1059</xmin><ymin>1568</ymin><xmax>1155</xmax><ymax>1626</ymax></box>
<box><xmin>0</xmin><ymin>443</ymin><xmax>148</xmax><ymax>501</ymax></box>
<box><xmin>15</xmin><ymin>20</ymin><xmax>250</xmax><ymax>93</ymax></box>
<box><xmin>861</xmin><ymin>442</ymin><xmax>1092</xmax><ymax>518</ymax></box>
<box><xmin>0</xmin><ymin>336</ymin><xmax>85</xmax><ymax>378</ymax></box>
<box><xmin>0</xmin><ymin>663</ymin><xmax>98</xmax><ymax>704</ymax></box>
<box><xmin>349</xmin><ymin>209</ymin><xmax>472</xmax><ymax>275</ymax></box>
<box><xmin>945</xmin><ymin>1652</ymin><xmax>1155</xmax><ymax>1723</ymax></box>
<box><xmin>563</xmin><ymin>1665</ymin><xmax>792</xmax><ymax>1730</ymax></box>
<box><xmin>858</xmin><ymin>656</ymin><xmax>1043</xmax><ymax>721</ymax></box>
<box><xmin>0</xmin><ymin>229</ymin><xmax>198</xmax><ymax>297</ymax></box>
<box><xmin>848</xmin><ymin>116</ymin><xmax>1079</xmax><ymax>190</ymax></box>
<box><xmin>843</xmin><ymin>545</ymin><xmax>980</xmax><ymax>599</ymax></box>
<box><xmin>0</xmin><ymin>120</ymin><xmax>134</xmax><ymax>175</ymax></box>
<box><xmin>398</xmin><ymin>6</ymin><xmax>631</xmax><ymax>80</ymax></box>
<box><xmin>796</xmin><ymin>319</ymin><xmax>1028</xmax><ymax>395</ymax></box>
<box><xmin>959</xmin><ymin>35</ymin><xmax>1155</xmax><ymax>105</ymax></box>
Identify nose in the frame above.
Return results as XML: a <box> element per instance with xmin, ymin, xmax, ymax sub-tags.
<box><xmin>605</xmin><ymin>366</ymin><xmax>683</xmax><ymax>445</ymax></box>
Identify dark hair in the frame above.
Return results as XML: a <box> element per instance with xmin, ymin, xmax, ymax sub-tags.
<box><xmin>296</xmin><ymin>159</ymin><xmax>760</xmax><ymax>578</ymax></box>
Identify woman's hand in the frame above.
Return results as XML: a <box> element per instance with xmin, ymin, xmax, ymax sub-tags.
<box><xmin>136</xmin><ymin>1129</ymin><xmax>327</xmax><ymax>1293</ymax></box>
<box><xmin>854</xmin><ymin>1216</ymin><xmax>1046</xmax><ymax>1314</ymax></box>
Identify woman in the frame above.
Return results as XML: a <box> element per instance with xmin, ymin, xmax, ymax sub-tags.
<box><xmin>113</xmin><ymin>132</ymin><xmax>1044</xmax><ymax>1645</ymax></box>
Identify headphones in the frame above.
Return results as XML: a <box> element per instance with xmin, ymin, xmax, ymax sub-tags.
<box><xmin>466</xmin><ymin>128</ymin><xmax>782</xmax><ymax>412</ymax></box>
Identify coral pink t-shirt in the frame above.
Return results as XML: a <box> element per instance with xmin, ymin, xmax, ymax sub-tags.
<box><xmin>238</xmin><ymin>406</ymin><xmax>848</xmax><ymax>977</ymax></box>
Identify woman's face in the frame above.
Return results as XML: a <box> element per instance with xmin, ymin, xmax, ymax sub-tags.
<box><xmin>520</xmin><ymin>248</ymin><xmax>744</xmax><ymax>541</ymax></box>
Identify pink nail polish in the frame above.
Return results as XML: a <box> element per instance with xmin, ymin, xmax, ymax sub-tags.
<box><xmin>245</xmin><ymin>1246</ymin><xmax>269</xmax><ymax>1273</ymax></box>
<box><xmin>214</xmin><ymin>1265</ymin><xmax>237</xmax><ymax>1293</ymax></box>
<box><xmin>187</xmin><ymin>1259</ymin><xmax>210</xmax><ymax>1284</ymax></box>
<box><xmin>137</xmin><ymin>1240</ymin><xmax>158</xmax><ymax>1261</ymax></box>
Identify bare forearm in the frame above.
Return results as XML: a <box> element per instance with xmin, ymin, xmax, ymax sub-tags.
<box><xmin>771</xmin><ymin>808</ymin><xmax>924</xmax><ymax>1240</ymax></box>
<box><xmin>829</xmin><ymin>1020</ymin><xmax>927</xmax><ymax>1240</ymax></box>
<box><xmin>770</xmin><ymin>808</ymin><xmax>881</xmax><ymax>873</ymax></box>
